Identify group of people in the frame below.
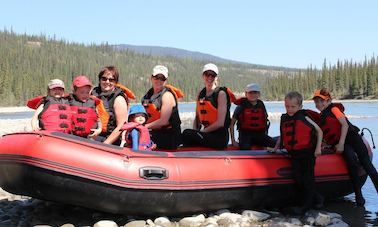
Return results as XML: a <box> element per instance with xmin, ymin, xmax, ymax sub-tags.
<box><xmin>29</xmin><ymin>63</ymin><xmax>378</xmax><ymax>214</ymax></box>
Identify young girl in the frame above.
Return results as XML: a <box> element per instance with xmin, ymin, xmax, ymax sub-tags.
<box><xmin>30</xmin><ymin>79</ymin><xmax>72</xmax><ymax>133</ymax></box>
<box><xmin>313</xmin><ymin>88</ymin><xmax>378</xmax><ymax>206</ymax></box>
<box><xmin>120</xmin><ymin>105</ymin><xmax>154</xmax><ymax>151</ymax></box>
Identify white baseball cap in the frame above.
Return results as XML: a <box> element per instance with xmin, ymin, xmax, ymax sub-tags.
<box><xmin>152</xmin><ymin>65</ymin><xmax>169</xmax><ymax>78</ymax></box>
<box><xmin>202</xmin><ymin>63</ymin><xmax>219</xmax><ymax>75</ymax></box>
<box><xmin>48</xmin><ymin>79</ymin><xmax>65</xmax><ymax>89</ymax></box>
<box><xmin>245</xmin><ymin>83</ymin><xmax>261</xmax><ymax>92</ymax></box>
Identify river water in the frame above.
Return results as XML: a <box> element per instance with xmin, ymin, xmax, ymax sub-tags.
<box><xmin>1</xmin><ymin>101</ymin><xmax>378</xmax><ymax>226</ymax></box>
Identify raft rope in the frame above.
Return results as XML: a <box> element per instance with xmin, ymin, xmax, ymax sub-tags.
<box><xmin>361</xmin><ymin>128</ymin><xmax>376</xmax><ymax>149</ymax></box>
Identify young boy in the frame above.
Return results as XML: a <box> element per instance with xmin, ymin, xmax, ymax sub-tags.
<box><xmin>230</xmin><ymin>83</ymin><xmax>275</xmax><ymax>149</ymax></box>
<box><xmin>274</xmin><ymin>91</ymin><xmax>323</xmax><ymax>215</ymax></box>
<box><xmin>120</xmin><ymin>105</ymin><xmax>154</xmax><ymax>151</ymax></box>
<box><xmin>70</xmin><ymin>75</ymin><xmax>103</xmax><ymax>138</ymax></box>
<box><xmin>313</xmin><ymin>88</ymin><xmax>378</xmax><ymax>206</ymax></box>
<box><xmin>30</xmin><ymin>79</ymin><xmax>72</xmax><ymax>133</ymax></box>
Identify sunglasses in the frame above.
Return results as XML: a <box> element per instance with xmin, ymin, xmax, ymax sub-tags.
<box><xmin>204</xmin><ymin>71</ymin><xmax>217</xmax><ymax>78</ymax></box>
<box><xmin>152</xmin><ymin>75</ymin><xmax>167</xmax><ymax>81</ymax></box>
<box><xmin>100</xmin><ymin>76</ymin><xmax>116</xmax><ymax>83</ymax></box>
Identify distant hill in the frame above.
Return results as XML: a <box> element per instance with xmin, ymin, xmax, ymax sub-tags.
<box><xmin>113</xmin><ymin>44</ymin><xmax>297</xmax><ymax>72</ymax></box>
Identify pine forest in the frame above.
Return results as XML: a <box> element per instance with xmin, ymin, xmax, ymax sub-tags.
<box><xmin>1</xmin><ymin>30</ymin><xmax>377</xmax><ymax>106</ymax></box>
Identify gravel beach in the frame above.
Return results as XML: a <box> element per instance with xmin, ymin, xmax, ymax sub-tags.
<box><xmin>0</xmin><ymin>107</ymin><xmax>349</xmax><ymax>227</ymax></box>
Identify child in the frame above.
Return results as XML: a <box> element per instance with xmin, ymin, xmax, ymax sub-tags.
<box><xmin>70</xmin><ymin>75</ymin><xmax>104</xmax><ymax>138</ymax></box>
<box><xmin>313</xmin><ymin>88</ymin><xmax>378</xmax><ymax>206</ymax></box>
<box><xmin>274</xmin><ymin>91</ymin><xmax>323</xmax><ymax>214</ymax></box>
<box><xmin>120</xmin><ymin>105</ymin><xmax>154</xmax><ymax>151</ymax></box>
<box><xmin>230</xmin><ymin>83</ymin><xmax>276</xmax><ymax>149</ymax></box>
<box><xmin>30</xmin><ymin>79</ymin><xmax>72</xmax><ymax>133</ymax></box>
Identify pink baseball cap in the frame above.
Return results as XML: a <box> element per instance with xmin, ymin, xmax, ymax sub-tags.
<box><xmin>73</xmin><ymin>75</ymin><xmax>92</xmax><ymax>87</ymax></box>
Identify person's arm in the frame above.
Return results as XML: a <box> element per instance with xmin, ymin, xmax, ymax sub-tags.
<box><xmin>89</xmin><ymin>109</ymin><xmax>102</xmax><ymax>138</ymax></box>
<box><xmin>193</xmin><ymin>115</ymin><xmax>201</xmax><ymax>130</ymax></box>
<box><xmin>201</xmin><ymin>90</ymin><xmax>227</xmax><ymax>133</ymax></box>
<box><xmin>332</xmin><ymin>107</ymin><xmax>348</xmax><ymax>153</ymax></box>
<box><xmin>230</xmin><ymin>117</ymin><xmax>238</xmax><ymax>147</ymax></box>
<box><xmin>31</xmin><ymin>104</ymin><xmax>44</xmax><ymax>131</ymax></box>
<box><xmin>305</xmin><ymin>116</ymin><xmax>323</xmax><ymax>157</ymax></box>
<box><xmin>230</xmin><ymin>106</ymin><xmax>242</xmax><ymax>147</ymax></box>
<box><xmin>273</xmin><ymin>136</ymin><xmax>281</xmax><ymax>152</ymax></box>
<box><xmin>103</xmin><ymin>95</ymin><xmax>128</xmax><ymax>144</ymax></box>
<box><xmin>130</xmin><ymin>129</ymin><xmax>139</xmax><ymax>150</ymax></box>
<box><xmin>145</xmin><ymin>92</ymin><xmax>175</xmax><ymax>129</ymax></box>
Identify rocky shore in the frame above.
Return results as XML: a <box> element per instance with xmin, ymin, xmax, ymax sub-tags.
<box><xmin>0</xmin><ymin>108</ymin><xmax>350</xmax><ymax>227</ymax></box>
<box><xmin>0</xmin><ymin>188</ymin><xmax>349</xmax><ymax>227</ymax></box>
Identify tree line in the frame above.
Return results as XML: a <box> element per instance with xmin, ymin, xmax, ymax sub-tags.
<box><xmin>0</xmin><ymin>29</ymin><xmax>377</xmax><ymax>107</ymax></box>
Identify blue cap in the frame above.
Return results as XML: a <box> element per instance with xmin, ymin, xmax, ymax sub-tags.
<box><xmin>128</xmin><ymin>105</ymin><xmax>148</xmax><ymax>120</ymax></box>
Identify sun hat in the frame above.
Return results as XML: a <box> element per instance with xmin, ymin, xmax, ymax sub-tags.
<box><xmin>202</xmin><ymin>63</ymin><xmax>219</xmax><ymax>75</ymax></box>
<box><xmin>48</xmin><ymin>79</ymin><xmax>65</xmax><ymax>89</ymax></box>
<box><xmin>128</xmin><ymin>105</ymin><xmax>148</xmax><ymax>121</ymax></box>
<box><xmin>312</xmin><ymin>89</ymin><xmax>331</xmax><ymax>100</ymax></box>
<box><xmin>152</xmin><ymin>65</ymin><xmax>169</xmax><ymax>78</ymax></box>
<box><xmin>73</xmin><ymin>75</ymin><xmax>92</xmax><ymax>87</ymax></box>
<box><xmin>245</xmin><ymin>83</ymin><xmax>261</xmax><ymax>92</ymax></box>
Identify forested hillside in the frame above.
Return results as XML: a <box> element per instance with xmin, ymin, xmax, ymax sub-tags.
<box><xmin>264</xmin><ymin>57</ymin><xmax>378</xmax><ymax>100</ymax></box>
<box><xmin>0</xmin><ymin>30</ymin><xmax>287</xmax><ymax>106</ymax></box>
<box><xmin>0</xmin><ymin>30</ymin><xmax>377</xmax><ymax>106</ymax></box>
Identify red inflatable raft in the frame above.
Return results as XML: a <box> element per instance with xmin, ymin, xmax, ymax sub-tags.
<box><xmin>0</xmin><ymin>131</ymin><xmax>370</xmax><ymax>216</ymax></box>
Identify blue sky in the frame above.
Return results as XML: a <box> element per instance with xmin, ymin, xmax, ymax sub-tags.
<box><xmin>1</xmin><ymin>0</ymin><xmax>377</xmax><ymax>68</ymax></box>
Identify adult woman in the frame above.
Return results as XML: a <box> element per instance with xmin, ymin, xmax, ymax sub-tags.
<box><xmin>141</xmin><ymin>65</ymin><xmax>183</xmax><ymax>150</ymax></box>
<box><xmin>182</xmin><ymin>63</ymin><xmax>234</xmax><ymax>149</ymax></box>
<box><xmin>91</xmin><ymin>66</ymin><xmax>129</xmax><ymax>144</ymax></box>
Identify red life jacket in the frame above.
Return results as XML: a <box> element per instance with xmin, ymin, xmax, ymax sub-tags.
<box><xmin>196</xmin><ymin>87</ymin><xmax>234</xmax><ymax>128</ymax></box>
<box><xmin>141</xmin><ymin>85</ymin><xmax>182</xmax><ymax>129</ymax></box>
<box><xmin>280</xmin><ymin>109</ymin><xmax>316</xmax><ymax>151</ymax></box>
<box><xmin>319</xmin><ymin>103</ymin><xmax>346</xmax><ymax>145</ymax></box>
<box><xmin>38</xmin><ymin>96</ymin><xmax>73</xmax><ymax>133</ymax></box>
<box><xmin>121</xmin><ymin>122</ymin><xmax>152</xmax><ymax>151</ymax></box>
<box><xmin>234</xmin><ymin>98</ymin><xmax>268</xmax><ymax>132</ymax></box>
<box><xmin>70</xmin><ymin>95</ymin><xmax>99</xmax><ymax>137</ymax></box>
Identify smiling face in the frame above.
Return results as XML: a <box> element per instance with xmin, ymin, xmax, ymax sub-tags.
<box><xmin>100</xmin><ymin>72</ymin><xmax>116</xmax><ymax>92</ymax></box>
<box><xmin>284</xmin><ymin>97</ymin><xmax>302</xmax><ymax>116</ymax></box>
<box><xmin>74</xmin><ymin>85</ymin><xmax>91</xmax><ymax>102</ymax></box>
<box><xmin>245</xmin><ymin>91</ymin><xmax>260</xmax><ymax>103</ymax></box>
<box><xmin>48</xmin><ymin>87</ymin><xmax>65</xmax><ymax>99</ymax></box>
<box><xmin>313</xmin><ymin>97</ymin><xmax>330</xmax><ymax>111</ymax></box>
<box><xmin>202</xmin><ymin>70</ymin><xmax>218</xmax><ymax>87</ymax></box>
<box><xmin>131</xmin><ymin>113</ymin><xmax>147</xmax><ymax>124</ymax></box>
<box><xmin>151</xmin><ymin>74</ymin><xmax>167</xmax><ymax>91</ymax></box>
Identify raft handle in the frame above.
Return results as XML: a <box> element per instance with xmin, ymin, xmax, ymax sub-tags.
<box><xmin>361</xmin><ymin>128</ymin><xmax>376</xmax><ymax>149</ymax></box>
<box><xmin>139</xmin><ymin>167</ymin><xmax>168</xmax><ymax>180</ymax></box>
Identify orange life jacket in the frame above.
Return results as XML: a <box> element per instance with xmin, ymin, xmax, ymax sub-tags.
<box><xmin>319</xmin><ymin>103</ymin><xmax>346</xmax><ymax>145</ymax></box>
<box><xmin>234</xmin><ymin>98</ymin><xmax>268</xmax><ymax>132</ymax></box>
<box><xmin>121</xmin><ymin>122</ymin><xmax>153</xmax><ymax>151</ymax></box>
<box><xmin>141</xmin><ymin>85</ymin><xmax>183</xmax><ymax>129</ymax></box>
<box><xmin>38</xmin><ymin>96</ymin><xmax>73</xmax><ymax>133</ymax></box>
<box><xmin>196</xmin><ymin>87</ymin><xmax>234</xmax><ymax>128</ymax></box>
<box><xmin>280</xmin><ymin>109</ymin><xmax>316</xmax><ymax>151</ymax></box>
